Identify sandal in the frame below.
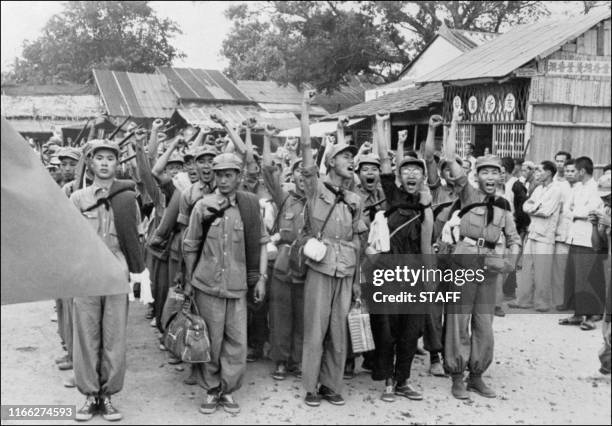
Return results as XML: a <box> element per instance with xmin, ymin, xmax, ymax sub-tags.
<box><xmin>579</xmin><ymin>321</ymin><xmax>596</xmax><ymax>331</ymax></box>
<box><xmin>559</xmin><ymin>316</ymin><xmax>583</xmax><ymax>325</ymax></box>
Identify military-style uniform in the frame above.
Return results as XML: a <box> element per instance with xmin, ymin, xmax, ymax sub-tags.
<box><xmin>444</xmin><ymin>157</ymin><xmax>521</xmax><ymax>381</ymax></box>
<box><xmin>263</xmin><ymin>162</ymin><xmax>306</xmax><ymax>369</ymax></box>
<box><xmin>301</xmin><ymin>145</ymin><xmax>363</xmax><ymax>395</ymax></box>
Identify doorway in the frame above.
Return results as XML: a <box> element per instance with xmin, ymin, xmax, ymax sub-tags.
<box><xmin>473</xmin><ymin>124</ymin><xmax>493</xmax><ymax>157</ymax></box>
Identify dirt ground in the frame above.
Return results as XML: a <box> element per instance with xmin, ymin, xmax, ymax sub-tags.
<box><xmin>1</xmin><ymin>300</ymin><xmax>610</xmax><ymax>425</ymax></box>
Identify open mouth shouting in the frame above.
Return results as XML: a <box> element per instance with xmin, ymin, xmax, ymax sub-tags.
<box><xmin>404</xmin><ymin>178</ymin><xmax>418</xmax><ymax>192</ymax></box>
<box><xmin>483</xmin><ymin>181</ymin><xmax>496</xmax><ymax>193</ymax></box>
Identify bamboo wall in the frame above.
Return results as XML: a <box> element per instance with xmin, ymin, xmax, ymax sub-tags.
<box><xmin>526</xmin><ymin>18</ymin><xmax>611</xmax><ymax>166</ymax></box>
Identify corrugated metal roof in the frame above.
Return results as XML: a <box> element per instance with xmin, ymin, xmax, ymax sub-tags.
<box><xmin>237</xmin><ymin>80</ymin><xmax>303</xmax><ymax>104</ymax></box>
<box><xmin>324</xmin><ymin>83</ymin><xmax>443</xmax><ymax>119</ymax></box>
<box><xmin>419</xmin><ymin>9</ymin><xmax>611</xmax><ymax>83</ymax></box>
<box><xmin>1</xmin><ymin>83</ymin><xmax>95</xmax><ymax>96</ymax></box>
<box><xmin>310</xmin><ymin>76</ymin><xmax>379</xmax><ymax>113</ymax></box>
<box><xmin>157</xmin><ymin>67</ymin><xmax>251</xmax><ymax>102</ymax></box>
<box><xmin>176</xmin><ymin>105</ymin><xmax>300</xmax><ymax>130</ymax></box>
<box><xmin>1</xmin><ymin>95</ymin><xmax>102</xmax><ymax>119</ymax></box>
<box><xmin>92</xmin><ymin>69</ymin><xmax>176</xmax><ymax>118</ymax></box>
<box><xmin>257</xmin><ymin>102</ymin><xmax>329</xmax><ymax>116</ymax></box>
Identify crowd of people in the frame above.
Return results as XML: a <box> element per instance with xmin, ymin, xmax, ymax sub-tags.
<box><xmin>38</xmin><ymin>91</ymin><xmax>611</xmax><ymax>421</ymax></box>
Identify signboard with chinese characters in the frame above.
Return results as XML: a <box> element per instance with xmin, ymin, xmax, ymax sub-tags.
<box><xmin>547</xmin><ymin>59</ymin><xmax>611</xmax><ymax>78</ymax></box>
<box><xmin>453</xmin><ymin>96</ymin><xmax>462</xmax><ymax>111</ymax></box>
<box><xmin>503</xmin><ymin>93</ymin><xmax>516</xmax><ymax>113</ymax></box>
<box><xmin>485</xmin><ymin>95</ymin><xmax>496</xmax><ymax>114</ymax></box>
<box><xmin>468</xmin><ymin>96</ymin><xmax>478</xmax><ymax>114</ymax></box>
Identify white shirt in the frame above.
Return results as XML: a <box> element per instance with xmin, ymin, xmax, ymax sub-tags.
<box><xmin>565</xmin><ymin>178</ymin><xmax>603</xmax><ymax>247</ymax></box>
<box><xmin>554</xmin><ymin>179</ymin><xmax>572</xmax><ymax>242</ymax></box>
<box><xmin>524</xmin><ymin>180</ymin><xmax>562</xmax><ymax>244</ymax></box>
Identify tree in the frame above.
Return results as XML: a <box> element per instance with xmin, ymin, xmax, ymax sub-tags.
<box><xmin>221</xmin><ymin>1</ymin><xmax>549</xmax><ymax>92</ymax></box>
<box><xmin>10</xmin><ymin>1</ymin><xmax>184</xmax><ymax>84</ymax></box>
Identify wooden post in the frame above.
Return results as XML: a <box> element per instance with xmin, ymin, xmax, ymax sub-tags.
<box><xmin>524</xmin><ymin>103</ymin><xmax>534</xmax><ymax>158</ymax></box>
<box><xmin>412</xmin><ymin>124</ymin><xmax>418</xmax><ymax>151</ymax></box>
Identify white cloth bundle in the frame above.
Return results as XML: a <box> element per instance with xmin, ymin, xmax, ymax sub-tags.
<box><xmin>366</xmin><ymin>210</ymin><xmax>390</xmax><ymax>254</ymax></box>
<box><xmin>441</xmin><ymin>210</ymin><xmax>461</xmax><ymax>245</ymax></box>
<box><xmin>129</xmin><ymin>269</ymin><xmax>154</xmax><ymax>304</ymax></box>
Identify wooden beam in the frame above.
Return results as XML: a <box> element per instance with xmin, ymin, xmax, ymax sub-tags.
<box><xmin>531</xmin><ymin>120</ymin><xmax>611</xmax><ymax>129</ymax></box>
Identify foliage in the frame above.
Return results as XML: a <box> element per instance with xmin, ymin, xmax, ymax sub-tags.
<box><xmin>221</xmin><ymin>1</ymin><xmax>550</xmax><ymax>92</ymax></box>
<box><xmin>9</xmin><ymin>1</ymin><xmax>184</xmax><ymax>84</ymax></box>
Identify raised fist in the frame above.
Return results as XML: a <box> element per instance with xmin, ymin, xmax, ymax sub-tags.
<box><xmin>303</xmin><ymin>90</ymin><xmax>316</xmax><ymax>102</ymax></box>
<box><xmin>337</xmin><ymin>116</ymin><xmax>349</xmax><ymax>130</ymax></box>
<box><xmin>210</xmin><ymin>114</ymin><xmax>226</xmax><ymax>125</ymax></box>
<box><xmin>452</xmin><ymin>108</ymin><xmax>464</xmax><ymax>123</ymax></box>
<box><xmin>398</xmin><ymin>130</ymin><xmax>408</xmax><ymax>143</ymax></box>
<box><xmin>429</xmin><ymin>114</ymin><xmax>443</xmax><ymax>128</ymax></box>
<box><xmin>152</xmin><ymin>118</ymin><xmax>164</xmax><ymax>129</ymax></box>
<box><xmin>376</xmin><ymin>111</ymin><xmax>390</xmax><ymax>122</ymax></box>
<box><xmin>264</xmin><ymin>124</ymin><xmax>278</xmax><ymax>136</ymax></box>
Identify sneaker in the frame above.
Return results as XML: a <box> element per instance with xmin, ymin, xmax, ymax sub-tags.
<box><xmin>99</xmin><ymin>396</ymin><xmax>122</xmax><ymax>421</ymax></box>
<box><xmin>395</xmin><ymin>383</ymin><xmax>423</xmax><ymax>400</ymax></box>
<box><xmin>246</xmin><ymin>348</ymin><xmax>261</xmax><ymax>363</ymax></box>
<box><xmin>167</xmin><ymin>355</ymin><xmax>182</xmax><ymax>365</ymax></box>
<box><xmin>288</xmin><ymin>364</ymin><xmax>302</xmax><ymax>379</ymax></box>
<box><xmin>451</xmin><ymin>375</ymin><xmax>469</xmax><ymax>400</ymax></box>
<box><xmin>199</xmin><ymin>391</ymin><xmax>220</xmax><ymax>414</ymax></box>
<box><xmin>219</xmin><ymin>393</ymin><xmax>240</xmax><ymax>414</ymax></box>
<box><xmin>343</xmin><ymin>360</ymin><xmax>355</xmax><ymax>380</ymax></box>
<box><xmin>304</xmin><ymin>392</ymin><xmax>321</xmax><ymax>407</ymax></box>
<box><xmin>58</xmin><ymin>360</ymin><xmax>73</xmax><ymax>371</ymax></box>
<box><xmin>272</xmin><ymin>362</ymin><xmax>287</xmax><ymax>381</ymax></box>
<box><xmin>319</xmin><ymin>385</ymin><xmax>345</xmax><ymax>406</ymax></box>
<box><xmin>494</xmin><ymin>306</ymin><xmax>506</xmax><ymax>317</ymax></box>
<box><xmin>55</xmin><ymin>353</ymin><xmax>70</xmax><ymax>364</ymax></box>
<box><xmin>381</xmin><ymin>385</ymin><xmax>396</xmax><ymax>403</ymax></box>
<box><xmin>429</xmin><ymin>361</ymin><xmax>446</xmax><ymax>377</ymax></box>
<box><xmin>63</xmin><ymin>375</ymin><xmax>76</xmax><ymax>388</ymax></box>
<box><xmin>466</xmin><ymin>375</ymin><xmax>496</xmax><ymax>398</ymax></box>
<box><xmin>145</xmin><ymin>304</ymin><xmax>154</xmax><ymax>320</ymax></box>
<box><xmin>75</xmin><ymin>396</ymin><xmax>98</xmax><ymax>422</ymax></box>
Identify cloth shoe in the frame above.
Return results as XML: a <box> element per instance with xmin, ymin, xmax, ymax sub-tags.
<box><xmin>199</xmin><ymin>390</ymin><xmax>220</xmax><ymax>414</ymax></box>
<box><xmin>55</xmin><ymin>353</ymin><xmax>70</xmax><ymax>364</ymax></box>
<box><xmin>58</xmin><ymin>360</ymin><xmax>73</xmax><ymax>371</ymax></box>
<box><xmin>75</xmin><ymin>396</ymin><xmax>98</xmax><ymax>422</ymax></box>
<box><xmin>272</xmin><ymin>362</ymin><xmax>287</xmax><ymax>381</ymax></box>
<box><xmin>451</xmin><ymin>374</ymin><xmax>469</xmax><ymax>400</ymax></box>
<box><xmin>319</xmin><ymin>385</ymin><xmax>345</xmax><ymax>405</ymax></box>
<box><xmin>381</xmin><ymin>385</ymin><xmax>396</xmax><ymax>403</ymax></box>
<box><xmin>429</xmin><ymin>361</ymin><xmax>446</xmax><ymax>377</ymax></box>
<box><xmin>304</xmin><ymin>392</ymin><xmax>321</xmax><ymax>407</ymax></box>
<box><xmin>494</xmin><ymin>306</ymin><xmax>506</xmax><ymax>317</ymax></box>
<box><xmin>219</xmin><ymin>393</ymin><xmax>240</xmax><ymax>414</ymax></box>
<box><xmin>99</xmin><ymin>396</ymin><xmax>122</xmax><ymax>421</ymax></box>
<box><xmin>63</xmin><ymin>375</ymin><xmax>76</xmax><ymax>388</ymax></box>
<box><xmin>395</xmin><ymin>382</ymin><xmax>423</xmax><ymax>400</ymax></box>
<box><xmin>466</xmin><ymin>375</ymin><xmax>496</xmax><ymax>398</ymax></box>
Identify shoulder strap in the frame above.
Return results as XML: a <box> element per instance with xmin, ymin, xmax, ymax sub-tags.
<box><xmin>316</xmin><ymin>196</ymin><xmax>342</xmax><ymax>239</ymax></box>
<box><xmin>81</xmin><ymin>186</ymin><xmax>134</xmax><ymax>213</ymax></box>
<box><xmin>389</xmin><ymin>213</ymin><xmax>422</xmax><ymax>239</ymax></box>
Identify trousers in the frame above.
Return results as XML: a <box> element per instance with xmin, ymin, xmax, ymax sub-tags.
<box><xmin>552</xmin><ymin>242</ymin><xmax>570</xmax><ymax>307</ymax></box>
<box><xmin>565</xmin><ymin>245</ymin><xmax>605</xmax><ymax>316</ymax></box>
<box><xmin>423</xmin><ymin>301</ymin><xmax>444</xmax><ymax>355</ymax></box>
<box><xmin>72</xmin><ymin>294</ymin><xmax>129</xmax><ymax>396</ymax></box>
<box><xmin>269</xmin><ymin>271</ymin><xmax>304</xmax><ymax>365</ymax></box>
<box><xmin>370</xmin><ymin>313</ymin><xmax>425</xmax><ymax>382</ymax></box>
<box><xmin>194</xmin><ymin>290</ymin><xmax>247</xmax><ymax>394</ymax></box>
<box><xmin>517</xmin><ymin>239</ymin><xmax>554</xmax><ymax>310</ymax></box>
<box><xmin>444</xmin><ymin>272</ymin><xmax>497</xmax><ymax>376</ymax></box>
<box><xmin>56</xmin><ymin>298</ymin><xmax>74</xmax><ymax>359</ymax></box>
<box><xmin>302</xmin><ymin>269</ymin><xmax>352</xmax><ymax>394</ymax></box>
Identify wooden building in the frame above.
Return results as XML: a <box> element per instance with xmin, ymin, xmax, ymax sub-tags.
<box><xmin>418</xmin><ymin>8</ymin><xmax>611</xmax><ymax>167</ymax></box>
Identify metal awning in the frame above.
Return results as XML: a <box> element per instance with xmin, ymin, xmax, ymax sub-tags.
<box><xmin>175</xmin><ymin>105</ymin><xmax>300</xmax><ymax>130</ymax></box>
<box><xmin>278</xmin><ymin>118</ymin><xmax>366</xmax><ymax>138</ymax></box>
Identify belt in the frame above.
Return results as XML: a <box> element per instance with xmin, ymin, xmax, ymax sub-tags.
<box><xmin>459</xmin><ymin>236</ymin><xmax>496</xmax><ymax>250</ymax></box>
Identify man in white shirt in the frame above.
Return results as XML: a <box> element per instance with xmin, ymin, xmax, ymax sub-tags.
<box><xmin>559</xmin><ymin>157</ymin><xmax>605</xmax><ymax>330</ymax></box>
<box><xmin>510</xmin><ymin>161</ymin><xmax>562</xmax><ymax>311</ymax></box>
<box><xmin>553</xmin><ymin>159</ymin><xmax>575</xmax><ymax>308</ymax></box>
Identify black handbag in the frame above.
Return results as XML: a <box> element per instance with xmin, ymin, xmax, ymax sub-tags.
<box><xmin>163</xmin><ymin>299</ymin><xmax>211</xmax><ymax>363</ymax></box>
